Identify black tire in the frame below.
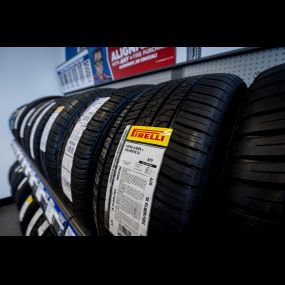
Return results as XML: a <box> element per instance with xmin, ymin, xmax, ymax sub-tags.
<box><xmin>222</xmin><ymin>63</ymin><xmax>285</xmax><ymax>238</ymax></box>
<box><xmin>40</xmin><ymin>90</ymin><xmax>112</xmax><ymax>192</ymax></box>
<box><xmin>93</xmin><ymin>74</ymin><xmax>247</xmax><ymax>237</ymax></box>
<box><xmin>8</xmin><ymin>161</ymin><xmax>20</xmax><ymax>186</ymax></box>
<box><xmin>10</xmin><ymin>164</ymin><xmax>24</xmax><ymax>199</ymax></box>
<box><xmin>22</xmin><ymin>98</ymin><xmax>61</xmax><ymax>154</ymax></box>
<box><xmin>18</xmin><ymin>196</ymin><xmax>39</xmax><ymax>235</ymax></box>
<box><xmin>12</xmin><ymin>96</ymin><xmax>61</xmax><ymax>142</ymax></box>
<box><xmin>24</xmin><ymin>206</ymin><xmax>45</xmax><ymax>236</ymax></box>
<box><xmin>10</xmin><ymin>168</ymin><xmax>25</xmax><ymax>190</ymax></box>
<box><xmin>14</xmin><ymin>178</ymin><xmax>32</xmax><ymax>210</ymax></box>
<box><xmin>10</xmin><ymin>104</ymin><xmax>28</xmax><ymax>138</ymax></box>
<box><xmin>29</xmin><ymin>98</ymin><xmax>66</xmax><ymax>171</ymax></box>
<box><xmin>60</xmin><ymin>85</ymin><xmax>151</xmax><ymax>230</ymax></box>
<box><xmin>11</xmin><ymin>170</ymin><xmax>26</xmax><ymax>201</ymax></box>
<box><xmin>19</xmin><ymin>98</ymin><xmax>60</xmax><ymax>147</ymax></box>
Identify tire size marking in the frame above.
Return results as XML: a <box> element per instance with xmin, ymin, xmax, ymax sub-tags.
<box><xmin>61</xmin><ymin>97</ymin><xmax>110</xmax><ymax>202</ymax></box>
<box><xmin>106</xmin><ymin>125</ymin><xmax>172</xmax><ymax>236</ymax></box>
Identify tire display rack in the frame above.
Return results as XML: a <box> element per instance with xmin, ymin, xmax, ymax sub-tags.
<box><xmin>11</xmin><ymin>140</ymin><xmax>91</xmax><ymax>236</ymax></box>
<box><xmin>8</xmin><ymin>47</ymin><xmax>285</xmax><ymax>237</ymax></box>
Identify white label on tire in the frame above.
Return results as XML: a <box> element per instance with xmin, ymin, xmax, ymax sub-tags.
<box><xmin>25</xmin><ymin>208</ymin><xmax>43</xmax><ymax>236</ymax></box>
<box><xmin>40</xmin><ymin>106</ymin><xmax>65</xmax><ymax>152</ymax></box>
<box><xmin>61</xmin><ymin>97</ymin><xmax>110</xmax><ymax>201</ymax></box>
<box><xmin>104</xmin><ymin>125</ymin><xmax>131</xmax><ymax>228</ymax></box>
<box><xmin>20</xmin><ymin>107</ymin><xmax>36</xmax><ymax>138</ymax></box>
<box><xmin>19</xmin><ymin>195</ymin><xmax>33</xmax><ymax>222</ymax></box>
<box><xmin>30</xmin><ymin>102</ymin><xmax>56</xmax><ymax>158</ymax></box>
<box><xmin>16</xmin><ymin>177</ymin><xmax>28</xmax><ymax>191</ymax></box>
<box><xmin>14</xmin><ymin>106</ymin><xmax>27</xmax><ymax>130</ymax></box>
<box><xmin>28</xmin><ymin>101</ymin><xmax>52</xmax><ymax>127</ymax></box>
<box><xmin>37</xmin><ymin>220</ymin><xmax>49</xmax><ymax>236</ymax></box>
<box><xmin>105</xmin><ymin>125</ymin><xmax>172</xmax><ymax>236</ymax></box>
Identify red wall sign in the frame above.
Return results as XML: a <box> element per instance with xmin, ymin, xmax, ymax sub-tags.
<box><xmin>107</xmin><ymin>47</ymin><xmax>176</xmax><ymax>80</ymax></box>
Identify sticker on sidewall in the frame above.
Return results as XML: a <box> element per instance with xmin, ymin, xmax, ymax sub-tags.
<box><xmin>40</xmin><ymin>105</ymin><xmax>65</xmax><ymax>152</ymax></box>
<box><xmin>61</xmin><ymin>97</ymin><xmax>110</xmax><ymax>202</ymax></box>
<box><xmin>127</xmin><ymin>125</ymin><xmax>173</xmax><ymax>147</ymax></box>
<box><xmin>105</xmin><ymin>125</ymin><xmax>173</xmax><ymax>236</ymax></box>
<box><xmin>30</xmin><ymin>102</ymin><xmax>56</xmax><ymax>158</ymax></box>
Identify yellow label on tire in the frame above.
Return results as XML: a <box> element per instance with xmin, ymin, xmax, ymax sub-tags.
<box><xmin>127</xmin><ymin>125</ymin><xmax>173</xmax><ymax>147</ymax></box>
<box><xmin>27</xmin><ymin>195</ymin><xmax>33</xmax><ymax>204</ymax></box>
<box><xmin>55</xmin><ymin>106</ymin><xmax>65</xmax><ymax>113</ymax></box>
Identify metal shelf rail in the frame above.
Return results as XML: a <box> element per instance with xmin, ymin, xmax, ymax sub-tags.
<box><xmin>11</xmin><ymin>140</ymin><xmax>91</xmax><ymax>236</ymax></box>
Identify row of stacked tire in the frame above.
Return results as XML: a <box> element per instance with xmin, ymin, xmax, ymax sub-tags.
<box><xmin>9</xmin><ymin>161</ymin><xmax>54</xmax><ymax>236</ymax></box>
<box><xmin>8</xmin><ymin>63</ymin><xmax>285</xmax><ymax>238</ymax></box>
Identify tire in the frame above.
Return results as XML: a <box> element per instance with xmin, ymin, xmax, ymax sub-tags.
<box><xmin>10</xmin><ymin>163</ymin><xmax>25</xmax><ymax>199</ymax></box>
<box><xmin>40</xmin><ymin>90</ymin><xmax>112</xmax><ymax>191</ymax></box>
<box><xmin>60</xmin><ymin>85</ymin><xmax>151</xmax><ymax>230</ymax></box>
<box><xmin>10</xmin><ymin>104</ymin><xmax>29</xmax><ymax>138</ymax></box>
<box><xmin>35</xmin><ymin>219</ymin><xmax>55</xmax><ymax>236</ymax></box>
<box><xmin>8</xmin><ymin>161</ymin><xmax>20</xmax><ymax>186</ymax></box>
<box><xmin>93</xmin><ymin>74</ymin><xmax>247</xmax><ymax>237</ymax></box>
<box><xmin>12</xmin><ymin>96</ymin><xmax>61</xmax><ymax>143</ymax></box>
<box><xmin>29</xmin><ymin>98</ymin><xmax>67</xmax><ymax>170</ymax></box>
<box><xmin>24</xmin><ymin>206</ymin><xmax>44</xmax><ymax>236</ymax></box>
<box><xmin>222</xmin><ymin>63</ymin><xmax>285</xmax><ymax>238</ymax></box>
<box><xmin>18</xmin><ymin>195</ymin><xmax>39</xmax><ymax>235</ymax></box>
<box><xmin>23</xmin><ymin>98</ymin><xmax>61</xmax><ymax>154</ymax></box>
<box><xmin>19</xmin><ymin>98</ymin><xmax>60</xmax><ymax>147</ymax></box>
<box><xmin>14</xmin><ymin>178</ymin><xmax>32</xmax><ymax>210</ymax></box>
<box><xmin>10</xmin><ymin>167</ymin><xmax>25</xmax><ymax>190</ymax></box>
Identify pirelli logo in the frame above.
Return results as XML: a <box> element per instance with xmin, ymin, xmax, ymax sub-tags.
<box><xmin>127</xmin><ymin>125</ymin><xmax>173</xmax><ymax>147</ymax></box>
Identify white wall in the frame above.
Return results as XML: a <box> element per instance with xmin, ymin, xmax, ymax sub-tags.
<box><xmin>201</xmin><ymin>47</ymin><xmax>244</xmax><ymax>57</ymax></box>
<box><xmin>176</xmin><ymin>47</ymin><xmax>245</xmax><ymax>63</ymax></box>
<box><xmin>0</xmin><ymin>47</ymin><xmax>65</xmax><ymax>199</ymax></box>
<box><xmin>176</xmin><ymin>47</ymin><xmax>187</xmax><ymax>63</ymax></box>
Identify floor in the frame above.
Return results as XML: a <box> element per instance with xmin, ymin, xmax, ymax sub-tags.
<box><xmin>0</xmin><ymin>203</ymin><xmax>22</xmax><ymax>236</ymax></box>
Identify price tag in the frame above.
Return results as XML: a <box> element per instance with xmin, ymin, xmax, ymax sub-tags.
<box><xmin>35</xmin><ymin>183</ymin><xmax>44</xmax><ymax>202</ymax></box>
<box><xmin>29</xmin><ymin>173</ymin><xmax>38</xmax><ymax>190</ymax></box>
<box><xmin>45</xmin><ymin>199</ymin><xmax>55</xmax><ymax>223</ymax></box>
<box><xmin>64</xmin><ymin>226</ymin><xmax>77</xmax><ymax>236</ymax></box>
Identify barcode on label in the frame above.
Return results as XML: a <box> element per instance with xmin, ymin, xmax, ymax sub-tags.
<box><xmin>67</xmin><ymin>145</ymin><xmax>75</xmax><ymax>154</ymax></box>
<box><xmin>118</xmin><ymin>224</ymin><xmax>132</xmax><ymax>236</ymax></box>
